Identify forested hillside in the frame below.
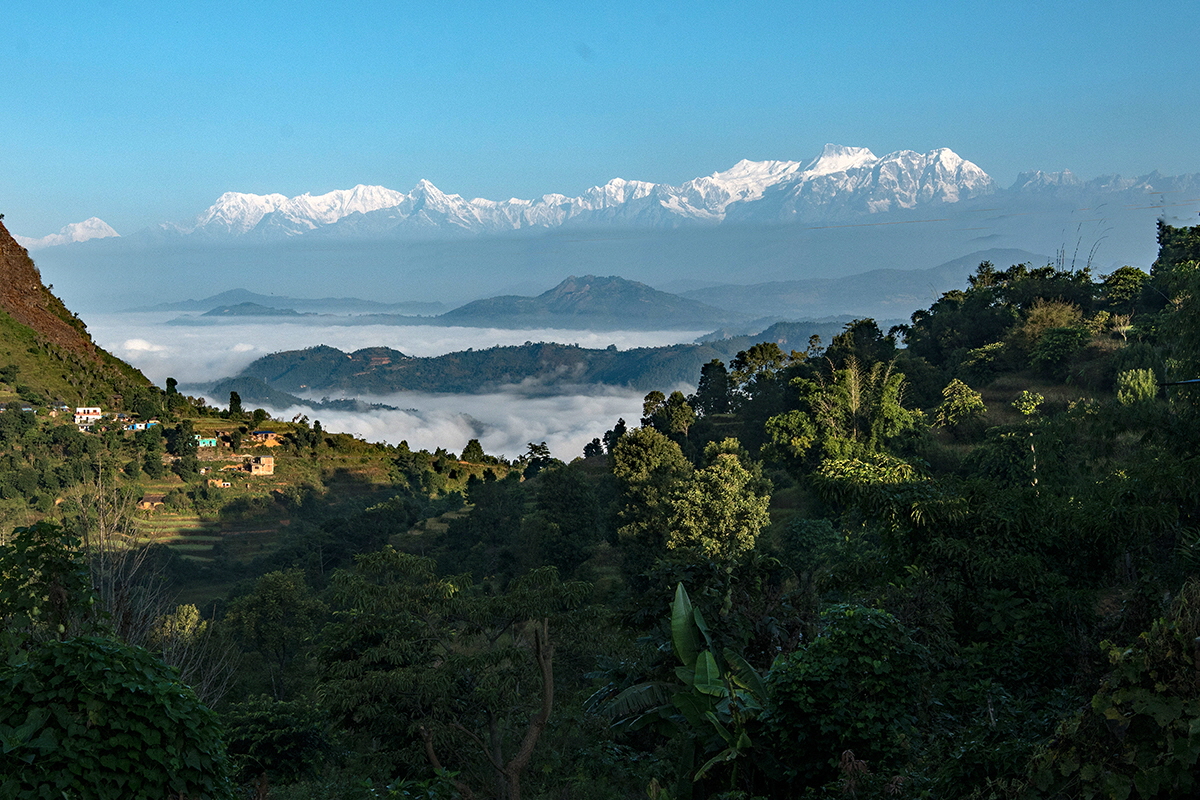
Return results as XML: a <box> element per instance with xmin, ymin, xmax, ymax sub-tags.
<box><xmin>227</xmin><ymin>319</ymin><xmax>855</xmax><ymax>395</ymax></box>
<box><xmin>5</xmin><ymin>222</ymin><xmax>1200</xmax><ymax>799</ymax></box>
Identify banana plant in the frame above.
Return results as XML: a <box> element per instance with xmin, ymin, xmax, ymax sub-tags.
<box><xmin>606</xmin><ymin>583</ymin><xmax>769</xmax><ymax>787</ymax></box>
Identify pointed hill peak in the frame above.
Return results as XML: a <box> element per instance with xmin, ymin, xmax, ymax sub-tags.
<box><xmin>410</xmin><ymin>178</ymin><xmax>443</xmax><ymax>193</ymax></box>
<box><xmin>438</xmin><ymin>274</ymin><xmax>742</xmax><ymax>329</ymax></box>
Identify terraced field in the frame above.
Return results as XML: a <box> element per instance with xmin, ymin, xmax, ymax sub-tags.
<box><xmin>135</xmin><ymin>514</ymin><xmax>221</xmax><ymax>561</ymax></box>
<box><xmin>134</xmin><ymin>512</ymin><xmax>286</xmax><ymax>563</ymax></box>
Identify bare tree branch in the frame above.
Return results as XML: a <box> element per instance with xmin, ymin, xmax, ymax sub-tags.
<box><xmin>419</xmin><ymin>726</ymin><xmax>477</xmax><ymax>800</ymax></box>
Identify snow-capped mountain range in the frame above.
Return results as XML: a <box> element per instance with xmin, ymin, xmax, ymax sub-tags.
<box><xmin>172</xmin><ymin>144</ymin><xmax>994</xmax><ymax>239</ymax></box>
<box><xmin>16</xmin><ymin>145</ymin><xmax>993</xmax><ymax>247</ymax></box>
<box><xmin>18</xmin><ymin>143</ymin><xmax>1200</xmax><ymax>249</ymax></box>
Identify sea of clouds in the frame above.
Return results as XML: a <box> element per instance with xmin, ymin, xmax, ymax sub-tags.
<box><xmin>86</xmin><ymin>314</ymin><xmax>701</xmax><ymax>460</ymax></box>
<box><xmin>234</xmin><ymin>388</ymin><xmax>648</xmax><ymax>461</ymax></box>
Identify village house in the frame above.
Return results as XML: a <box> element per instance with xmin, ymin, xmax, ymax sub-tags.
<box><xmin>249</xmin><ymin>430</ymin><xmax>283</xmax><ymax>447</ymax></box>
<box><xmin>74</xmin><ymin>407</ymin><xmax>102</xmax><ymax>426</ymax></box>
<box><xmin>137</xmin><ymin>493</ymin><xmax>165</xmax><ymax>511</ymax></box>
<box><xmin>220</xmin><ymin>455</ymin><xmax>276</xmax><ymax>476</ymax></box>
<box><xmin>247</xmin><ymin>456</ymin><xmax>274</xmax><ymax>475</ymax></box>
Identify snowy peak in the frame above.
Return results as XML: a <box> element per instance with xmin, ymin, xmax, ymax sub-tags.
<box><xmin>190</xmin><ymin>184</ymin><xmax>410</xmax><ymax>236</ymax></box>
<box><xmin>180</xmin><ymin>143</ymin><xmax>993</xmax><ymax>235</ymax></box>
<box><xmin>1010</xmin><ymin>169</ymin><xmax>1082</xmax><ymax>191</ymax></box>
<box><xmin>803</xmin><ymin>144</ymin><xmax>877</xmax><ymax>176</ymax></box>
<box><xmin>286</xmin><ymin>184</ymin><xmax>408</xmax><ymax>225</ymax></box>
<box><xmin>409</xmin><ymin>179</ymin><xmax>444</xmax><ymax>198</ymax></box>
<box><xmin>676</xmin><ymin>159</ymin><xmax>805</xmax><ymax>216</ymax></box>
<box><xmin>911</xmin><ymin>147</ymin><xmax>994</xmax><ymax>204</ymax></box>
<box><xmin>712</xmin><ymin>159</ymin><xmax>805</xmax><ymax>185</ymax></box>
<box><xmin>186</xmin><ymin>146</ymin><xmax>993</xmax><ymax>236</ymax></box>
<box><xmin>720</xmin><ymin>146</ymin><xmax>994</xmax><ymax>222</ymax></box>
<box><xmin>581</xmin><ymin>178</ymin><xmax>657</xmax><ymax>208</ymax></box>
<box><xmin>14</xmin><ymin>217</ymin><xmax>119</xmax><ymax>250</ymax></box>
<box><xmin>1006</xmin><ymin>168</ymin><xmax>1200</xmax><ymax>199</ymax></box>
<box><xmin>193</xmin><ymin>192</ymin><xmax>289</xmax><ymax>235</ymax></box>
<box><xmin>182</xmin><ymin>144</ymin><xmax>952</xmax><ymax>237</ymax></box>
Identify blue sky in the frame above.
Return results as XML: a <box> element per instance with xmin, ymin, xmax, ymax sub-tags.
<box><xmin>4</xmin><ymin>0</ymin><xmax>1199</xmax><ymax>237</ymax></box>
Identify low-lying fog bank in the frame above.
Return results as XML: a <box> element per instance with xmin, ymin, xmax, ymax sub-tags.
<box><xmin>199</xmin><ymin>388</ymin><xmax>646</xmax><ymax>462</ymax></box>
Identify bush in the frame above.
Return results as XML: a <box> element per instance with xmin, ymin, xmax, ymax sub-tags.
<box><xmin>1031</xmin><ymin>580</ymin><xmax>1200</xmax><ymax>799</ymax></box>
<box><xmin>223</xmin><ymin>696</ymin><xmax>334</xmax><ymax>787</ymax></box>
<box><xmin>1117</xmin><ymin>368</ymin><xmax>1158</xmax><ymax>405</ymax></box>
<box><xmin>934</xmin><ymin>378</ymin><xmax>987</xmax><ymax>438</ymax></box>
<box><xmin>0</xmin><ymin>635</ymin><xmax>234</xmax><ymax>798</ymax></box>
<box><xmin>1030</xmin><ymin>326</ymin><xmax>1090</xmax><ymax>373</ymax></box>
<box><xmin>764</xmin><ymin>605</ymin><xmax>929</xmax><ymax>788</ymax></box>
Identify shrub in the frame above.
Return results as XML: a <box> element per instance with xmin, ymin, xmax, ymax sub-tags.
<box><xmin>1030</xmin><ymin>326</ymin><xmax>1090</xmax><ymax>373</ymax></box>
<box><xmin>0</xmin><ymin>635</ymin><xmax>234</xmax><ymax>798</ymax></box>
<box><xmin>934</xmin><ymin>378</ymin><xmax>987</xmax><ymax>433</ymax></box>
<box><xmin>763</xmin><ymin>604</ymin><xmax>929</xmax><ymax>788</ymax></box>
<box><xmin>1116</xmin><ymin>368</ymin><xmax>1158</xmax><ymax>405</ymax></box>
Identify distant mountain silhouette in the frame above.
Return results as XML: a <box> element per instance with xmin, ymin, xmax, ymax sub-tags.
<box><xmin>681</xmin><ymin>249</ymin><xmax>1050</xmax><ymax>319</ymax></box>
<box><xmin>126</xmin><ymin>288</ymin><xmax>445</xmax><ymax>316</ymax></box>
<box><xmin>437</xmin><ymin>275</ymin><xmax>743</xmax><ymax>330</ymax></box>
<box><xmin>203</xmin><ymin>375</ymin><xmax>399</xmax><ymax>412</ymax></box>
<box><xmin>223</xmin><ymin>319</ymin><xmax>858</xmax><ymax>396</ymax></box>
<box><xmin>201</xmin><ymin>302</ymin><xmax>308</xmax><ymax>317</ymax></box>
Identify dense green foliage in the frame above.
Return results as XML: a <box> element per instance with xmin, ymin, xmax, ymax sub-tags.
<box><xmin>0</xmin><ymin>635</ymin><xmax>233</xmax><ymax>799</ymax></box>
<box><xmin>1032</xmin><ymin>580</ymin><xmax>1200</xmax><ymax>799</ymax></box>
<box><xmin>319</xmin><ymin>551</ymin><xmax>591</xmax><ymax>799</ymax></box>
<box><xmin>765</xmin><ymin>605</ymin><xmax>929</xmax><ymax>786</ymax></box>
<box><xmin>0</xmin><ymin>523</ymin><xmax>233</xmax><ymax>798</ymax></box>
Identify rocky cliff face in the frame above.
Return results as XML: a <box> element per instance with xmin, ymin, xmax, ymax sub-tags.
<box><xmin>0</xmin><ymin>219</ymin><xmax>99</xmax><ymax>359</ymax></box>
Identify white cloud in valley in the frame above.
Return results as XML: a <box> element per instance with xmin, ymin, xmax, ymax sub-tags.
<box><xmin>86</xmin><ymin>314</ymin><xmax>691</xmax><ymax>460</ymax></box>
<box><xmin>200</xmin><ymin>388</ymin><xmax>645</xmax><ymax>462</ymax></box>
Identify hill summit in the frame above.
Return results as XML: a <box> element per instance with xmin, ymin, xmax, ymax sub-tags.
<box><xmin>0</xmin><ymin>219</ymin><xmax>149</xmax><ymax>405</ymax></box>
<box><xmin>437</xmin><ymin>275</ymin><xmax>741</xmax><ymax>330</ymax></box>
<box><xmin>0</xmin><ymin>219</ymin><xmax>100</xmax><ymax>358</ymax></box>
